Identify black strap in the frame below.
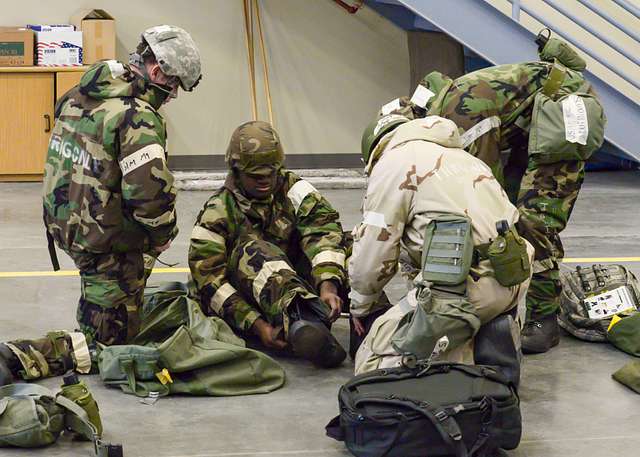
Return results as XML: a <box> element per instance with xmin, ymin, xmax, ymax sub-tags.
<box><xmin>358</xmin><ymin>398</ymin><xmax>468</xmax><ymax>457</ymax></box>
<box><xmin>468</xmin><ymin>398</ymin><xmax>498</xmax><ymax>456</ymax></box>
<box><xmin>46</xmin><ymin>230</ymin><xmax>60</xmax><ymax>271</ymax></box>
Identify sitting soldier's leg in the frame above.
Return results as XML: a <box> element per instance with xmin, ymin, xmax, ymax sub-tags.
<box><xmin>516</xmin><ymin>159</ymin><xmax>586</xmax><ymax>353</ymax></box>
<box><xmin>75</xmin><ymin>251</ymin><xmax>146</xmax><ymax>346</ymax></box>
<box><xmin>229</xmin><ymin>238</ymin><xmax>346</xmax><ymax>367</ymax></box>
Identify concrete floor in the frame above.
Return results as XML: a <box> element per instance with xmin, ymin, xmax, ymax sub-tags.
<box><xmin>0</xmin><ymin>170</ymin><xmax>639</xmax><ymax>457</ymax></box>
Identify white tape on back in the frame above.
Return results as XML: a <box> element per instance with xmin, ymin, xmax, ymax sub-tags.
<box><xmin>410</xmin><ymin>85</ymin><xmax>435</xmax><ymax>108</ymax></box>
<box><xmin>562</xmin><ymin>94</ymin><xmax>589</xmax><ymax>145</ymax></box>
<box><xmin>380</xmin><ymin>98</ymin><xmax>401</xmax><ymax>116</ymax></box>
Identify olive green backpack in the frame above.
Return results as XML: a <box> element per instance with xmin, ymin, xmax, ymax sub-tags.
<box><xmin>559</xmin><ymin>264</ymin><xmax>640</xmax><ymax>342</ymax></box>
<box><xmin>0</xmin><ymin>383</ymin><xmax>121</xmax><ymax>456</ymax></box>
<box><xmin>98</xmin><ymin>285</ymin><xmax>286</xmax><ymax>397</ymax></box>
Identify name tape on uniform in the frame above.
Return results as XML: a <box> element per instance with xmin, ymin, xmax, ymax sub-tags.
<box><xmin>562</xmin><ymin>94</ymin><xmax>589</xmax><ymax>145</ymax></box>
<box><xmin>119</xmin><ymin>144</ymin><xmax>166</xmax><ymax>176</ymax></box>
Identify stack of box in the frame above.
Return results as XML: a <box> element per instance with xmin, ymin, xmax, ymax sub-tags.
<box><xmin>0</xmin><ymin>27</ymin><xmax>34</xmax><ymax>66</ymax></box>
<box><xmin>28</xmin><ymin>24</ymin><xmax>83</xmax><ymax>66</ymax></box>
<box><xmin>0</xmin><ymin>9</ymin><xmax>115</xmax><ymax>67</ymax></box>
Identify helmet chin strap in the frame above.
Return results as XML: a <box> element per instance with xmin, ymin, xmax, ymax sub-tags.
<box><xmin>128</xmin><ymin>52</ymin><xmax>175</xmax><ymax>104</ymax></box>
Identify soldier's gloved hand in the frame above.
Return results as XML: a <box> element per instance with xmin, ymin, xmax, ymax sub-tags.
<box><xmin>319</xmin><ymin>280</ymin><xmax>343</xmax><ymax>323</ymax></box>
<box><xmin>155</xmin><ymin>240</ymin><xmax>172</xmax><ymax>253</ymax></box>
<box><xmin>251</xmin><ymin>318</ymin><xmax>287</xmax><ymax>350</ymax></box>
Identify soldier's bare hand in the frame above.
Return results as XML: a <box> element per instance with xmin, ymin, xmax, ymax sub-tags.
<box><xmin>251</xmin><ymin>318</ymin><xmax>287</xmax><ymax>350</ymax></box>
<box><xmin>319</xmin><ymin>280</ymin><xmax>343</xmax><ymax>322</ymax></box>
<box><xmin>352</xmin><ymin>316</ymin><xmax>366</xmax><ymax>337</ymax></box>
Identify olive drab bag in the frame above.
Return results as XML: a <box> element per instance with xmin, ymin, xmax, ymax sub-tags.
<box><xmin>607</xmin><ymin>312</ymin><xmax>640</xmax><ymax>357</ymax></box>
<box><xmin>558</xmin><ymin>264</ymin><xmax>640</xmax><ymax>342</ymax></box>
<box><xmin>0</xmin><ymin>383</ymin><xmax>121</xmax><ymax>456</ymax></box>
<box><xmin>391</xmin><ymin>215</ymin><xmax>481</xmax><ymax>360</ymax></box>
<box><xmin>528</xmin><ymin>77</ymin><xmax>606</xmax><ymax>164</ymax></box>
<box><xmin>98</xmin><ymin>285</ymin><xmax>286</xmax><ymax>397</ymax></box>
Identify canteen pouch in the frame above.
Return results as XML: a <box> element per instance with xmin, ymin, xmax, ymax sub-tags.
<box><xmin>486</xmin><ymin>228</ymin><xmax>531</xmax><ymax>287</ymax></box>
<box><xmin>538</xmin><ymin>37</ymin><xmax>587</xmax><ymax>71</ymax></box>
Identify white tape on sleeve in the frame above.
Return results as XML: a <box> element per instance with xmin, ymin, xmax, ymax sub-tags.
<box><xmin>191</xmin><ymin>226</ymin><xmax>226</xmax><ymax>245</ymax></box>
<box><xmin>287</xmin><ymin>180</ymin><xmax>317</xmax><ymax>213</ymax></box>
<box><xmin>212</xmin><ymin>283</ymin><xmax>238</xmax><ymax>312</ymax></box>
<box><xmin>312</xmin><ymin>250</ymin><xmax>346</xmax><ymax>268</ymax></box>
<box><xmin>460</xmin><ymin>116</ymin><xmax>501</xmax><ymax>148</ymax></box>
<box><xmin>120</xmin><ymin>144</ymin><xmax>166</xmax><ymax>176</ymax></box>
<box><xmin>362</xmin><ymin>211</ymin><xmax>387</xmax><ymax>228</ymax></box>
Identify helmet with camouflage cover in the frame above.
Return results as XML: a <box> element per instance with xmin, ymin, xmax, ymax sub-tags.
<box><xmin>361</xmin><ymin>114</ymin><xmax>409</xmax><ymax>167</ymax></box>
<box><xmin>226</xmin><ymin>121</ymin><xmax>285</xmax><ymax>175</ymax></box>
<box><xmin>137</xmin><ymin>25</ymin><xmax>202</xmax><ymax>91</ymax></box>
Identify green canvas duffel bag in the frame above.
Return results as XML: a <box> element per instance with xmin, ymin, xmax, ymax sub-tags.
<box><xmin>98</xmin><ymin>287</ymin><xmax>286</xmax><ymax>397</ymax></box>
<box><xmin>607</xmin><ymin>312</ymin><xmax>640</xmax><ymax>357</ymax></box>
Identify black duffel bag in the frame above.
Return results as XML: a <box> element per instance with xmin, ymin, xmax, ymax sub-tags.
<box><xmin>326</xmin><ymin>363</ymin><xmax>521</xmax><ymax>457</ymax></box>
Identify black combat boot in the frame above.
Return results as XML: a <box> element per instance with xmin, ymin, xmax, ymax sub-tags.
<box><xmin>521</xmin><ymin>313</ymin><xmax>560</xmax><ymax>354</ymax></box>
<box><xmin>287</xmin><ymin>297</ymin><xmax>346</xmax><ymax>368</ymax></box>
<box><xmin>0</xmin><ymin>343</ymin><xmax>18</xmax><ymax>386</ymax></box>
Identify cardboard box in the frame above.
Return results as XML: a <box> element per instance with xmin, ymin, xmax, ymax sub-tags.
<box><xmin>27</xmin><ymin>24</ymin><xmax>75</xmax><ymax>32</ymax></box>
<box><xmin>70</xmin><ymin>9</ymin><xmax>115</xmax><ymax>64</ymax></box>
<box><xmin>36</xmin><ymin>31</ymin><xmax>83</xmax><ymax>66</ymax></box>
<box><xmin>0</xmin><ymin>27</ymin><xmax>34</xmax><ymax>66</ymax></box>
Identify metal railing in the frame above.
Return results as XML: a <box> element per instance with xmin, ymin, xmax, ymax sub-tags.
<box><xmin>508</xmin><ymin>0</ymin><xmax>640</xmax><ymax>91</ymax></box>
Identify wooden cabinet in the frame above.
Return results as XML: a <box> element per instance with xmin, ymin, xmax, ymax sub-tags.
<box><xmin>56</xmin><ymin>71</ymin><xmax>84</xmax><ymax>101</ymax></box>
<box><xmin>0</xmin><ymin>67</ymin><xmax>87</xmax><ymax>181</ymax></box>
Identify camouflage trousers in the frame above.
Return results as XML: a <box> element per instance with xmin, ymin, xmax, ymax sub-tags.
<box><xmin>225</xmin><ymin>238</ymin><xmax>331</xmax><ymax>335</ymax></box>
<box><xmin>5</xmin><ymin>250</ymin><xmax>156</xmax><ymax>381</ymax></box>
<box><xmin>515</xmin><ymin>158</ymin><xmax>585</xmax><ymax>318</ymax></box>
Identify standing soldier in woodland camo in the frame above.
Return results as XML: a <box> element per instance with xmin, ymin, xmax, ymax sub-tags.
<box><xmin>0</xmin><ymin>25</ymin><xmax>202</xmax><ymax>386</ymax></box>
<box><xmin>378</xmin><ymin>35</ymin><xmax>606</xmax><ymax>353</ymax></box>
<box><xmin>188</xmin><ymin>121</ymin><xmax>348</xmax><ymax>368</ymax></box>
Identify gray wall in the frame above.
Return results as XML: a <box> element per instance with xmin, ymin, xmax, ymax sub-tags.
<box><xmin>2</xmin><ymin>0</ymin><xmax>410</xmax><ymax>164</ymax></box>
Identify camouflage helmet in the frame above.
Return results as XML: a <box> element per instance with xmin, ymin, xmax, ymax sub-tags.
<box><xmin>361</xmin><ymin>114</ymin><xmax>409</xmax><ymax>166</ymax></box>
<box><xmin>141</xmin><ymin>25</ymin><xmax>202</xmax><ymax>91</ymax></box>
<box><xmin>226</xmin><ymin>121</ymin><xmax>285</xmax><ymax>175</ymax></box>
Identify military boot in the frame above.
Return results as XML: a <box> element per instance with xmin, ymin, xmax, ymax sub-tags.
<box><xmin>0</xmin><ymin>343</ymin><xmax>18</xmax><ymax>386</ymax></box>
<box><xmin>521</xmin><ymin>313</ymin><xmax>560</xmax><ymax>354</ymax></box>
<box><xmin>287</xmin><ymin>297</ymin><xmax>346</xmax><ymax>368</ymax></box>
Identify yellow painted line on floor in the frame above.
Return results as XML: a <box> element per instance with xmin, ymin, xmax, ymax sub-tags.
<box><xmin>0</xmin><ymin>267</ymin><xmax>191</xmax><ymax>278</ymax></box>
<box><xmin>1</xmin><ymin>257</ymin><xmax>640</xmax><ymax>279</ymax></box>
<box><xmin>564</xmin><ymin>257</ymin><xmax>640</xmax><ymax>263</ymax></box>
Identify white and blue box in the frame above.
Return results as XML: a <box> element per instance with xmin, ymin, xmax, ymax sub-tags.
<box><xmin>36</xmin><ymin>30</ymin><xmax>83</xmax><ymax>66</ymax></box>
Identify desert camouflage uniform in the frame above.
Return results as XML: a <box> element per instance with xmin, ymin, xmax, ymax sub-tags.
<box><xmin>5</xmin><ymin>60</ymin><xmax>177</xmax><ymax>380</ymax></box>
<box><xmin>385</xmin><ymin>61</ymin><xmax>605</xmax><ymax>319</ymax></box>
<box><xmin>189</xmin><ymin>122</ymin><xmax>347</xmax><ymax>335</ymax></box>
<box><xmin>350</xmin><ymin>117</ymin><xmax>533</xmax><ymax>370</ymax></box>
